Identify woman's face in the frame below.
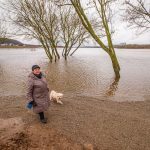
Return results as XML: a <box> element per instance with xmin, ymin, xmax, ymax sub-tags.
<box><xmin>33</xmin><ymin>68</ymin><xmax>41</xmax><ymax>75</ymax></box>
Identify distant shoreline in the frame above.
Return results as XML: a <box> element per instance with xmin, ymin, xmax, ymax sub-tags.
<box><xmin>0</xmin><ymin>44</ymin><xmax>150</xmax><ymax>49</ymax></box>
<box><xmin>1</xmin><ymin>38</ymin><xmax>149</xmax><ymax>49</ymax></box>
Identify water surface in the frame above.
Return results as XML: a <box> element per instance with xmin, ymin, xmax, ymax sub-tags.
<box><xmin>0</xmin><ymin>48</ymin><xmax>150</xmax><ymax>102</ymax></box>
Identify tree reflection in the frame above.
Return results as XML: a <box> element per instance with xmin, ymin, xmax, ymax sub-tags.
<box><xmin>105</xmin><ymin>77</ymin><xmax>120</xmax><ymax>96</ymax></box>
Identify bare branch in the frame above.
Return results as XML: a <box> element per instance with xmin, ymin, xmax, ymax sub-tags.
<box><xmin>58</xmin><ymin>0</ymin><xmax>120</xmax><ymax>78</ymax></box>
<box><xmin>124</xmin><ymin>0</ymin><xmax>150</xmax><ymax>33</ymax></box>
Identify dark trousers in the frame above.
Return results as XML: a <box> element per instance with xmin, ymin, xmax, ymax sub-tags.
<box><xmin>38</xmin><ymin>112</ymin><xmax>45</xmax><ymax>120</ymax></box>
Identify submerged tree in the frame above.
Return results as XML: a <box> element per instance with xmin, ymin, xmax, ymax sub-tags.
<box><xmin>3</xmin><ymin>0</ymin><xmax>89</xmax><ymax>61</ymax></box>
<box><xmin>124</xmin><ymin>0</ymin><xmax>150</xmax><ymax>33</ymax></box>
<box><xmin>55</xmin><ymin>0</ymin><xmax>120</xmax><ymax>78</ymax></box>
<box><xmin>6</xmin><ymin>0</ymin><xmax>60</xmax><ymax>62</ymax></box>
<box><xmin>59</xmin><ymin>6</ymin><xmax>90</xmax><ymax>59</ymax></box>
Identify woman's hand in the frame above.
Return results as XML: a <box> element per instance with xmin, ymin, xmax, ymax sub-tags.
<box><xmin>30</xmin><ymin>100</ymin><xmax>37</xmax><ymax>107</ymax></box>
<box><xmin>33</xmin><ymin>101</ymin><xmax>37</xmax><ymax>107</ymax></box>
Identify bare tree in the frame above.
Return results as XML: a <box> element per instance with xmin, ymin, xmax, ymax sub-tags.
<box><xmin>0</xmin><ymin>20</ymin><xmax>7</xmax><ymax>38</ymax></box>
<box><xmin>6</xmin><ymin>0</ymin><xmax>60</xmax><ymax>62</ymax></box>
<box><xmin>0</xmin><ymin>19</ymin><xmax>8</xmax><ymax>45</ymax></box>
<box><xmin>59</xmin><ymin>6</ymin><xmax>90</xmax><ymax>59</ymax></box>
<box><xmin>3</xmin><ymin>0</ymin><xmax>90</xmax><ymax>61</ymax></box>
<box><xmin>55</xmin><ymin>0</ymin><xmax>120</xmax><ymax>78</ymax></box>
<box><xmin>124</xmin><ymin>0</ymin><xmax>150</xmax><ymax>33</ymax></box>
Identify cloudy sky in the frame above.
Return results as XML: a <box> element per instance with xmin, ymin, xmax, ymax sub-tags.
<box><xmin>0</xmin><ymin>0</ymin><xmax>149</xmax><ymax>45</ymax></box>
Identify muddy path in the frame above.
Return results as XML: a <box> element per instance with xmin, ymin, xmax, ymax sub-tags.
<box><xmin>0</xmin><ymin>95</ymin><xmax>150</xmax><ymax>150</ymax></box>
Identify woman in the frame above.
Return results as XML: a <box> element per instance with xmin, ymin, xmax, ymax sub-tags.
<box><xmin>26</xmin><ymin>65</ymin><xmax>50</xmax><ymax>123</ymax></box>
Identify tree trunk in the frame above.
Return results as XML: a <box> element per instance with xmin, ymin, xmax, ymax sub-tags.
<box><xmin>109</xmin><ymin>50</ymin><xmax>120</xmax><ymax>79</ymax></box>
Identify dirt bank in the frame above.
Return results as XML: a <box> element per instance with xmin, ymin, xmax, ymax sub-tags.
<box><xmin>0</xmin><ymin>117</ymin><xmax>84</xmax><ymax>150</ymax></box>
<box><xmin>0</xmin><ymin>95</ymin><xmax>150</xmax><ymax>150</ymax></box>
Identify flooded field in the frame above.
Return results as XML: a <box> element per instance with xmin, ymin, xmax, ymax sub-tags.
<box><xmin>0</xmin><ymin>48</ymin><xmax>150</xmax><ymax>102</ymax></box>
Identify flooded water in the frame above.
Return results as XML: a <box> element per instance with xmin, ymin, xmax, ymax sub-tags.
<box><xmin>0</xmin><ymin>48</ymin><xmax>150</xmax><ymax>102</ymax></box>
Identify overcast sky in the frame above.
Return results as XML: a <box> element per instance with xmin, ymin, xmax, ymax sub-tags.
<box><xmin>0</xmin><ymin>0</ymin><xmax>149</xmax><ymax>45</ymax></box>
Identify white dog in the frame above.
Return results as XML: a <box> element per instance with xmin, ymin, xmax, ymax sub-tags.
<box><xmin>50</xmin><ymin>90</ymin><xmax>63</xmax><ymax>105</ymax></box>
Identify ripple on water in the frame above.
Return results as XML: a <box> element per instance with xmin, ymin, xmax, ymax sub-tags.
<box><xmin>0</xmin><ymin>48</ymin><xmax>150</xmax><ymax>102</ymax></box>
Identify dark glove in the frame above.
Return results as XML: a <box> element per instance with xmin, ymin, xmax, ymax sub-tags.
<box><xmin>27</xmin><ymin>100</ymin><xmax>37</xmax><ymax>109</ymax></box>
<box><xmin>27</xmin><ymin>101</ymin><xmax>33</xmax><ymax>109</ymax></box>
<box><xmin>32</xmin><ymin>101</ymin><xmax>37</xmax><ymax>107</ymax></box>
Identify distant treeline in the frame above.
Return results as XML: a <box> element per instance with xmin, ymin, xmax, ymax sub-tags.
<box><xmin>0</xmin><ymin>38</ymin><xmax>150</xmax><ymax>50</ymax></box>
<box><xmin>1</xmin><ymin>45</ymin><xmax>150</xmax><ymax>49</ymax></box>
<box><xmin>114</xmin><ymin>44</ymin><xmax>150</xmax><ymax>49</ymax></box>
